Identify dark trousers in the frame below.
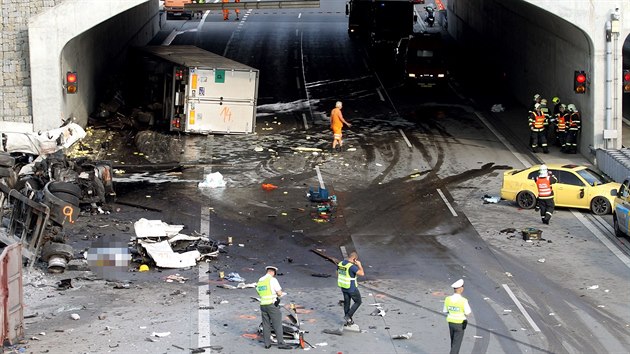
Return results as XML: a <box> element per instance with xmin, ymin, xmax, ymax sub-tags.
<box><xmin>448</xmin><ymin>322</ymin><xmax>465</xmax><ymax>354</ymax></box>
<box><xmin>261</xmin><ymin>304</ymin><xmax>285</xmax><ymax>346</ymax></box>
<box><xmin>556</xmin><ymin>131</ymin><xmax>567</xmax><ymax>149</ymax></box>
<box><xmin>538</xmin><ymin>197</ymin><xmax>555</xmax><ymax>224</ymax></box>
<box><xmin>529</xmin><ymin>130</ymin><xmax>548</xmax><ymax>152</ymax></box>
<box><xmin>566</xmin><ymin>130</ymin><xmax>579</xmax><ymax>153</ymax></box>
<box><xmin>342</xmin><ymin>289</ymin><xmax>362</xmax><ymax>319</ymax></box>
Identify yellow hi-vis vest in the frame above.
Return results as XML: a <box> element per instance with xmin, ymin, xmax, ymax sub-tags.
<box><xmin>445</xmin><ymin>295</ymin><xmax>468</xmax><ymax>323</ymax></box>
<box><xmin>337</xmin><ymin>261</ymin><xmax>356</xmax><ymax>289</ymax></box>
<box><xmin>256</xmin><ymin>276</ymin><xmax>275</xmax><ymax>305</ymax></box>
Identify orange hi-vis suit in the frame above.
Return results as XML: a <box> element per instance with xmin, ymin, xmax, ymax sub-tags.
<box><xmin>222</xmin><ymin>0</ymin><xmax>229</xmax><ymax>20</ymax></box>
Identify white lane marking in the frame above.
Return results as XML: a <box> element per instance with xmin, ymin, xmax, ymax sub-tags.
<box><xmin>502</xmin><ymin>284</ymin><xmax>541</xmax><ymax>332</ymax></box>
<box><xmin>437</xmin><ymin>188</ymin><xmax>458</xmax><ymax>216</ymax></box>
<box><xmin>340</xmin><ymin>246</ymin><xmax>348</xmax><ymax>259</ymax></box>
<box><xmin>302</xmin><ymin>113</ymin><xmax>309</xmax><ymax>130</ymax></box>
<box><xmin>299</xmin><ymin>31</ymin><xmax>315</xmax><ymax>124</ymax></box>
<box><xmin>376</xmin><ymin>88</ymin><xmax>385</xmax><ymax>101</ymax></box>
<box><xmin>198</xmin><ymin>206</ymin><xmax>212</xmax><ymax>348</ymax></box>
<box><xmin>474</xmin><ymin>112</ymin><xmax>531</xmax><ymax>168</ymax></box>
<box><xmin>574</xmin><ymin>210</ymin><xmax>630</xmax><ymax>268</ymax></box>
<box><xmin>298</xmin><ymin>13</ymin><xmax>302</xmax><ymax>19</ymax></box>
<box><xmin>296</xmin><ymin>76</ymin><xmax>301</xmax><ymax>90</ymax></box>
<box><xmin>398</xmin><ymin>129</ymin><xmax>412</xmax><ymax>148</ymax></box>
<box><xmin>315</xmin><ymin>165</ymin><xmax>325</xmax><ymax>189</ymax></box>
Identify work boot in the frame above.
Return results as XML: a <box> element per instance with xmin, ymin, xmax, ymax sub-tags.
<box><xmin>277</xmin><ymin>344</ymin><xmax>294</xmax><ymax>349</ymax></box>
<box><xmin>542</xmin><ymin>219</ymin><xmax>549</xmax><ymax>225</ymax></box>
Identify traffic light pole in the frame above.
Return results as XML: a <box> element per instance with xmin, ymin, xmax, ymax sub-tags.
<box><xmin>604</xmin><ymin>9</ymin><xmax>621</xmax><ymax>149</ymax></box>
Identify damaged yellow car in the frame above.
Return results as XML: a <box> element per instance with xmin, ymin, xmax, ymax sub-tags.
<box><xmin>500</xmin><ymin>164</ymin><xmax>620</xmax><ymax>215</ymax></box>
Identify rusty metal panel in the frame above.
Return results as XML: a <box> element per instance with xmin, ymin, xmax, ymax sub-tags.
<box><xmin>0</xmin><ymin>242</ymin><xmax>24</xmax><ymax>345</ymax></box>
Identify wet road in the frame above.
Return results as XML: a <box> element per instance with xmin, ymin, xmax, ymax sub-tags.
<box><xmin>22</xmin><ymin>2</ymin><xmax>630</xmax><ymax>354</ymax></box>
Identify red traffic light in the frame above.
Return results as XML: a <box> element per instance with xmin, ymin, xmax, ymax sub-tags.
<box><xmin>574</xmin><ymin>71</ymin><xmax>586</xmax><ymax>94</ymax></box>
<box><xmin>66</xmin><ymin>72</ymin><xmax>78</xmax><ymax>94</ymax></box>
<box><xmin>624</xmin><ymin>70</ymin><xmax>630</xmax><ymax>93</ymax></box>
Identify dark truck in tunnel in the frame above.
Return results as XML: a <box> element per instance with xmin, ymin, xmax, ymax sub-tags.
<box><xmin>346</xmin><ymin>0</ymin><xmax>417</xmax><ymax>47</ymax></box>
<box><xmin>395</xmin><ymin>32</ymin><xmax>448</xmax><ymax>87</ymax></box>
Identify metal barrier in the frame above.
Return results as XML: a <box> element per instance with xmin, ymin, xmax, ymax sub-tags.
<box><xmin>0</xmin><ymin>183</ymin><xmax>50</xmax><ymax>269</ymax></box>
<box><xmin>0</xmin><ymin>242</ymin><xmax>24</xmax><ymax>345</ymax></box>
<box><xmin>596</xmin><ymin>148</ymin><xmax>630</xmax><ymax>183</ymax></box>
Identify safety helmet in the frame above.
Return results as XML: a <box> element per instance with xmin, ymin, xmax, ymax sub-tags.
<box><xmin>559</xmin><ymin>104</ymin><xmax>567</xmax><ymax>110</ymax></box>
<box><xmin>533</xmin><ymin>94</ymin><xmax>541</xmax><ymax>101</ymax></box>
<box><xmin>534</xmin><ymin>103</ymin><xmax>541</xmax><ymax>110</ymax></box>
<box><xmin>567</xmin><ymin>103</ymin><xmax>577</xmax><ymax>112</ymax></box>
<box><xmin>540</xmin><ymin>98</ymin><xmax>548</xmax><ymax>105</ymax></box>
<box><xmin>552</xmin><ymin>97</ymin><xmax>560</xmax><ymax>104</ymax></box>
<box><xmin>539</xmin><ymin>164</ymin><xmax>548</xmax><ymax>176</ymax></box>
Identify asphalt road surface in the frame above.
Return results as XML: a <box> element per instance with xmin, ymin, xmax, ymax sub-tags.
<box><xmin>15</xmin><ymin>2</ymin><xmax>630</xmax><ymax>354</ymax></box>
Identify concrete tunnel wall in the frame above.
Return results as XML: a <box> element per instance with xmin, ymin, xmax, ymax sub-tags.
<box><xmin>449</xmin><ymin>0</ymin><xmax>630</xmax><ymax>157</ymax></box>
<box><xmin>28</xmin><ymin>0</ymin><xmax>160</xmax><ymax>132</ymax></box>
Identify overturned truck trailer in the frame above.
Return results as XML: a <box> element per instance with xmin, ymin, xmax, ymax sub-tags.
<box><xmin>134</xmin><ymin>45</ymin><xmax>259</xmax><ymax>134</ymax></box>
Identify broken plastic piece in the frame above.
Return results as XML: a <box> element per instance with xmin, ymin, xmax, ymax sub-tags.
<box><xmin>262</xmin><ymin>183</ymin><xmax>278</xmax><ymax>191</ymax></box>
<box><xmin>392</xmin><ymin>332</ymin><xmax>412</xmax><ymax>339</ymax></box>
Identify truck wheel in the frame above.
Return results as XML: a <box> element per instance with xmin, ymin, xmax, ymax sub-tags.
<box><xmin>14</xmin><ymin>177</ymin><xmax>43</xmax><ymax>191</ymax></box>
<box><xmin>49</xmin><ymin>182</ymin><xmax>82</xmax><ymax>197</ymax></box>
<box><xmin>53</xmin><ymin>192</ymin><xmax>80</xmax><ymax>207</ymax></box>
<box><xmin>0</xmin><ymin>167</ymin><xmax>12</xmax><ymax>178</ymax></box>
<box><xmin>0</xmin><ymin>153</ymin><xmax>15</xmax><ymax>167</ymax></box>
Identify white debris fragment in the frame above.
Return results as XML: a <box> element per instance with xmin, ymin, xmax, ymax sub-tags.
<box><xmin>376</xmin><ymin>163</ymin><xmax>382</xmax><ymax>167</ymax></box>
<box><xmin>474</xmin><ymin>335</ymin><xmax>483</xmax><ymax>339</ymax></box>
<box><xmin>220</xmin><ymin>300</ymin><xmax>229</xmax><ymax>304</ymax></box>
<box><xmin>505</xmin><ymin>272</ymin><xmax>513</xmax><ymax>277</ymax></box>
<box><xmin>587</xmin><ymin>285</ymin><xmax>599</xmax><ymax>290</ymax></box>
<box><xmin>392</xmin><ymin>332</ymin><xmax>412</xmax><ymax>339</ymax></box>
<box><xmin>152</xmin><ymin>332</ymin><xmax>171</xmax><ymax>337</ymax></box>
<box><xmin>538</xmin><ymin>258</ymin><xmax>545</xmax><ymax>263</ymax></box>
<box><xmin>597</xmin><ymin>305</ymin><xmax>606</xmax><ymax>308</ymax></box>
<box><xmin>549</xmin><ymin>313</ymin><xmax>555</xmax><ymax>316</ymax></box>
<box><xmin>198</xmin><ymin>171</ymin><xmax>227</xmax><ymax>188</ymax></box>
<box><xmin>254</xmin><ymin>146</ymin><xmax>264</xmax><ymax>152</ymax></box>
<box><xmin>315</xmin><ymin>342</ymin><xmax>328</xmax><ymax>347</ymax></box>
<box><xmin>491</xmin><ymin>104</ymin><xmax>505</xmax><ymax>112</ymax></box>
<box><xmin>347</xmin><ymin>147</ymin><xmax>357</xmax><ymax>151</ymax></box>
<box><xmin>604</xmin><ymin>289</ymin><xmax>610</xmax><ymax>293</ymax></box>
<box><xmin>70</xmin><ymin>313</ymin><xmax>80</xmax><ymax>320</ymax></box>
<box><xmin>483</xmin><ymin>297</ymin><xmax>490</xmax><ymax>300</ymax></box>
<box><xmin>503</xmin><ymin>309</ymin><xmax>512</xmax><ymax>312</ymax></box>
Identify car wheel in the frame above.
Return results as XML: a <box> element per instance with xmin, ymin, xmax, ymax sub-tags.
<box><xmin>613</xmin><ymin>215</ymin><xmax>625</xmax><ymax>237</ymax></box>
<box><xmin>590</xmin><ymin>196</ymin><xmax>611</xmax><ymax>215</ymax></box>
<box><xmin>48</xmin><ymin>182</ymin><xmax>82</xmax><ymax>197</ymax></box>
<box><xmin>516</xmin><ymin>191</ymin><xmax>536</xmax><ymax>209</ymax></box>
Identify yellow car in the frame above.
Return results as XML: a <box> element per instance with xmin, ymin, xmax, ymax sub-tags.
<box><xmin>500</xmin><ymin>163</ymin><xmax>620</xmax><ymax>215</ymax></box>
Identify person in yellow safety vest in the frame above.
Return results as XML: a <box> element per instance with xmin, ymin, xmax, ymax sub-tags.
<box><xmin>337</xmin><ymin>251</ymin><xmax>364</xmax><ymax>326</ymax></box>
<box><xmin>565</xmin><ymin>104</ymin><xmax>581</xmax><ymax>154</ymax></box>
<box><xmin>528</xmin><ymin>103</ymin><xmax>549</xmax><ymax>153</ymax></box>
<box><xmin>443</xmin><ymin>279</ymin><xmax>472</xmax><ymax>354</ymax></box>
<box><xmin>534</xmin><ymin>164</ymin><xmax>557</xmax><ymax>225</ymax></box>
<box><xmin>235</xmin><ymin>0</ymin><xmax>240</xmax><ymax>20</ymax></box>
<box><xmin>222</xmin><ymin>0</ymin><xmax>229</xmax><ymax>20</ymax></box>
<box><xmin>256</xmin><ymin>266</ymin><xmax>293</xmax><ymax>349</ymax></box>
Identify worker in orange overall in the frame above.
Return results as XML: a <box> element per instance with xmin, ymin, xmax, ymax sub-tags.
<box><xmin>235</xmin><ymin>0</ymin><xmax>240</xmax><ymax>20</ymax></box>
<box><xmin>222</xmin><ymin>0</ymin><xmax>229</xmax><ymax>20</ymax></box>
<box><xmin>330</xmin><ymin>101</ymin><xmax>351</xmax><ymax>153</ymax></box>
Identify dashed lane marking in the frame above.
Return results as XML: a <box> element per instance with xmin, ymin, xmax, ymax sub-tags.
<box><xmin>315</xmin><ymin>165</ymin><xmax>325</xmax><ymax>189</ymax></box>
<box><xmin>198</xmin><ymin>206</ymin><xmax>212</xmax><ymax>348</ymax></box>
<box><xmin>437</xmin><ymin>188</ymin><xmax>458</xmax><ymax>216</ymax></box>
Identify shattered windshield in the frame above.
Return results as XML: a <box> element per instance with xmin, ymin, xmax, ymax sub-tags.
<box><xmin>576</xmin><ymin>168</ymin><xmax>611</xmax><ymax>186</ymax></box>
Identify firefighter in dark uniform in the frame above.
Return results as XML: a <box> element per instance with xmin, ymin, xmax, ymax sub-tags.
<box><xmin>565</xmin><ymin>104</ymin><xmax>581</xmax><ymax>154</ymax></box>
<box><xmin>529</xmin><ymin>103</ymin><xmax>549</xmax><ymax>153</ymax></box>
<box><xmin>535</xmin><ymin>164</ymin><xmax>557</xmax><ymax>225</ymax></box>
<box><xmin>552</xmin><ymin>104</ymin><xmax>568</xmax><ymax>151</ymax></box>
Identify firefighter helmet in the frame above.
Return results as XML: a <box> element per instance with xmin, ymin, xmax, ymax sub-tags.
<box><xmin>540</xmin><ymin>98</ymin><xmax>548</xmax><ymax>105</ymax></box>
<box><xmin>534</xmin><ymin>103</ymin><xmax>541</xmax><ymax>110</ymax></box>
<box><xmin>552</xmin><ymin>97</ymin><xmax>560</xmax><ymax>104</ymax></box>
<box><xmin>533</xmin><ymin>94</ymin><xmax>541</xmax><ymax>101</ymax></box>
<box><xmin>567</xmin><ymin>104</ymin><xmax>577</xmax><ymax>112</ymax></box>
<box><xmin>539</xmin><ymin>164</ymin><xmax>548</xmax><ymax>176</ymax></box>
<box><xmin>559</xmin><ymin>104</ymin><xmax>567</xmax><ymax>111</ymax></box>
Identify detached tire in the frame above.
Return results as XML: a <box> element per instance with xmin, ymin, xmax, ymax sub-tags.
<box><xmin>49</xmin><ymin>182</ymin><xmax>82</xmax><ymax>198</ymax></box>
<box><xmin>516</xmin><ymin>191</ymin><xmax>536</xmax><ymax>209</ymax></box>
<box><xmin>590</xmin><ymin>196</ymin><xmax>611</xmax><ymax>215</ymax></box>
<box><xmin>53</xmin><ymin>192</ymin><xmax>80</xmax><ymax>207</ymax></box>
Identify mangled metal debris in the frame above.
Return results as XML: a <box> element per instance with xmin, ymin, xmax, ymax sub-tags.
<box><xmin>132</xmin><ymin>218</ymin><xmax>221</xmax><ymax>269</ymax></box>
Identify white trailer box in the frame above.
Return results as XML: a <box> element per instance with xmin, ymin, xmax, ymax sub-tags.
<box><xmin>140</xmin><ymin>45</ymin><xmax>259</xmax><ymax>134</ymax></box>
